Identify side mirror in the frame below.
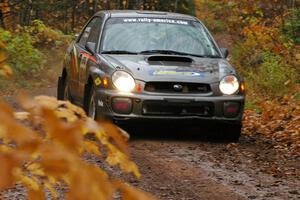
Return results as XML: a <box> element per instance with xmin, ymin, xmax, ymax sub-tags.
<box><xmin>220</xmin><ymin>48</ymin><xmax>229</xmax><ymax>58</ymax></box>
<box><xmin>85</xmin><ymin>42</ymin><xmax>96</xmax><ymax>55</ymax></box>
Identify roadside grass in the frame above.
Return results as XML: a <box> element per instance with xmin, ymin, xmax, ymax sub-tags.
<box><xmin>245</xmin><ymin>99</ymin><xmax>262</xmax><ymax>114</ymax></box>
<box><xmin>295</xmin><ymin>92</ymin><xmax>300</xmax><ymax>101</ymax></box>
<box><xmin>0</xmin><ymin>48</ymin><xmax>64</xmax><ymax>96</ymax></box>
<box><xmin>0</xmin><ymin>21</ymin><xmax>71</xmax><ymax>96</ymax></box>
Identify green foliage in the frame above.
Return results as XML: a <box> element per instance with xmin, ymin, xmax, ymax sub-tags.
<box><xmin>17</xmin><ymin>20</ymin><xmax>72</xmax><ymax>48</ymax></box>
<box><xmin>0</xmin><ymin>79</ymin><xmax>9</xmax><ymax>91</ymax></box>
<box><xmin>231</xmin><ymin>42</ymin><xmax>262</xmax><ymax>73</ymax></box>
<box><xmin>0</xmin><ymin>20</ymin><xmax>71</xmax><ymax>75</ymax></box>
<box><xmin>283</xmin><ymin>8</ymin><xmax>300</xmax><ymax>45</ymax></box>
<box><xmin>196</xmin><ymin>0</ymin><xmax>300</xmax><ymax>97</ymax></box>
<box><xmin>0</xmin><ymin>29</ymin><xmax>44</xmax><ymax>74</ymax></box>
<box><xmin>247</xmin><ymin>52</ymin><xmax>297</xmax><ymax>96</ymax></box>
<box><xmin>127</xmin><ymin>0</ymin><xmax>195</xmax><ymax>15</ymax></box>
<box><xmin>195</xmin><ymin>0</ymin><xmax>227</xmax><ymax>32</ymax></box>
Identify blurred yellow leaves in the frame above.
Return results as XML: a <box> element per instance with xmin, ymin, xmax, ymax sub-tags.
<box><xmin>0</xmin><ymin>152</ymin><xmax>24</xmax><ymax>189</ymax></box>
<box><xmin>0</xmin><ymin>96</ymin><xmax>157</xmax><ymax>200</ymax></box>
<box><xmin>116</xmin><ymin>181</ymin><xmax>157</xmax><ymax>200</ymax></box>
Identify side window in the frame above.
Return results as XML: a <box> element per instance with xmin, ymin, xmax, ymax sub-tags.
<box><xmin>87</xmin><ymin>17</ymin><xmax>103</xmax><ymax>44</ymax></box>
<box><xmin>78</xmin><ymin>18</ymin><xmax>97</xmax><ymax>47</ymax></box>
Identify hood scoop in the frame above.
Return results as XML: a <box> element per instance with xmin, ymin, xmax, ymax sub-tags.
<box><xmin>147</xmin><ymin>55</ymin><xmax>194</xmax><ymax>65</ymax></box>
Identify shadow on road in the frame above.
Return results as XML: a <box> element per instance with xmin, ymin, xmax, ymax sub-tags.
<box><xmin>121</xmin><ymin>121</ymin><xmax>230</xmax><ymax>143</ymax></box>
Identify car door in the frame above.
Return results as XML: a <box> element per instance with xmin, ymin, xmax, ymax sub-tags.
<box><xmin>78</xmin><ymin>17</ymin><xmax>103</xmax><ymax>100</ymax></box>
<box><xmin>70</xmin><ymin>17</ymin><xmax>98</xmax><ymax>103</ymax></box>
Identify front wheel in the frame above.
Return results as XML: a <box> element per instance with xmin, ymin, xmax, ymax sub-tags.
<box><xmin>85</xmin><ymin>85</ymin><xmax>97</xmax><ymax>120</ymax></box>
<box><xmin>57</xmin><ymin>76</ymin><xmax>72</xmax><ymax>101</ymax></box>
<box><xmin>221</xmin><ymin>123</ymin><xmax>242</xmax><ymax>142</ymax></box>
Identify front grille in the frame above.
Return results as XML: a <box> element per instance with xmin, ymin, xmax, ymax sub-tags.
<box><xmin>142</xmin><ymin>100</ymin><xmax>214</xmax><ymax>116</ymax></box>
<box><xmin>144</xmin><ymin>82</ymin><xmax>211</xmax><ymax>94</ymax></box>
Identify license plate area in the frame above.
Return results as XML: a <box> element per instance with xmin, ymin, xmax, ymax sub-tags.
<box><xmin>142</xmin><ymin>100</ymin><xmax>214</xmax><ymax>116</ymax></box>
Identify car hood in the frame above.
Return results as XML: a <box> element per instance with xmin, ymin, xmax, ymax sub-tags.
<box><xmin>101</xmin><ymin>54</ymin><xmax>235</xmax><ymax>83</ymax></box>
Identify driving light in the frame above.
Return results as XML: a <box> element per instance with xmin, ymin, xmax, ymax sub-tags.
<box><xmin>219</xmin><ymin>75</ymin><xmax>239</xmax><ymax>95</ymax></box>
<box><xmin>112</xmin><ymin>71</ymin><xmax>135</xmax><ymax>92</ymax></box>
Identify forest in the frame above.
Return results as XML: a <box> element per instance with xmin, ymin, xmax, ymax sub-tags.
<box><xmin>1</xmin><ymin>0</ymin><xmax>299</xmax><ymax>96</ymax></box>
<box><xmin>0</xmin><ymin>0</ymin><xmax>195</xmax><ymax>31</ymax></box>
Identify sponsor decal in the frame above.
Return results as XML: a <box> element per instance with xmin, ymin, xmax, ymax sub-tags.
<box><xmin>80</xmin><ymin>52</ymin><xmax>97</xmax><ymax>63</ymax></box>
<box><xmin>151</xmin><ymin>70</ymin><xmax>205</xmax><ymax>77</ymax></box>
<box><xmin>94</xmin><ymin>77</ymin><xmax>102</xmax><ymax>86</ymax></box>
<box><xmin>71</xmin><ymin>46</ymin><xmax>78</xmax><ymax>79</ymax></box>
<box><xmin>98</xmin><ymin>100</ymin><xmax>104</xmax><ymax>107</ymax></box>
<box><xmin>123</xmin><ymin>18</ymin><xmax>189</xmax><ymax>25</ymax></box>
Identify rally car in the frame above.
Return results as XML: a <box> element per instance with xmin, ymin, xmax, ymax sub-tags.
<box><xmin>57</xmin><ymin>10</ymin><xmax>245</xmax><ymax>140</ymax></box>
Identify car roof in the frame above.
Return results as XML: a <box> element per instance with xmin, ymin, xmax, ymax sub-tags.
<box><xmin>95</xmin><ymin>10</ymin><xmax>198</xmax><ymax>21</ymax></box>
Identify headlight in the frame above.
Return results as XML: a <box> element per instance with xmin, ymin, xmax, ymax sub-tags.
<box><xmin>219</xmin><ymin>75</ymin><xmax>239</xmax><ymax>95</ymax></box>
<box><xmin>112</xmin><ymin>71</ymin><xmax>135</xmax><ymax>92</ymax></box>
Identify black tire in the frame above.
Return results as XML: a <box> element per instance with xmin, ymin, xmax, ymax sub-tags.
<box><xmin>57</xmin><ymin>76</ymin><xmax>72</xmax><ymax>101</ymax></box>
<box><xmin>84</xmin><ymin>84</ymin><xmax>97</xmax><ymax>120</ymax></box>
<box><xmin>222</xmin><ymin>123</ymin><xmax>242</xmax><ymax>142</ymax></box>
<box><xmin>57</xmin><ymin>77</ymin><xmax>64</xmax><ymax>100</ymax></box>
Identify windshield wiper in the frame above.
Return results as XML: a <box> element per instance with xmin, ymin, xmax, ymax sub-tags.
<box><xmin>101</xmin><ymin>50</ymin><xmax>138</xmax><ymax>55</ymax></box>
<box><xmin>139</xmin><ymin>50</ymin><xmax>190</xmax><ymax>56</ymax></box>
<box><xmin>199</xmin><ymin>55</ymin><xmax>222</xmax><ymax>58</ymax></box>
<box><xmin>139</xmin><ymin>50</ymin><xmax>221</xmax><ymax>58</ymax></box>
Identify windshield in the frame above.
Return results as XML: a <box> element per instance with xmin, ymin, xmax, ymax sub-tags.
<box><xmin>101</xmin><ymin>17</ymin><xmax>220</xmax><ymax>57</ymax></box>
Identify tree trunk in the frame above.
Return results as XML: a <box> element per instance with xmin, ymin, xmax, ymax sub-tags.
<box><xmin>71</xmin><ymin>2</ymin><xmax>76</xmax><ymax>31</ymax></box>
<box><xmin>104</xmin><ymin>0</ymin><xmax>110</xmax><ymax>10</ymax></box>
<box><xmin>0</xmin><ymin>0</ymin><xmax>12</xmax><ymax>29</ymax></box>
<box><xmin>93</xmin><ymin>0</ymin><xmax>98</xmax><ymax>14</ymax></box>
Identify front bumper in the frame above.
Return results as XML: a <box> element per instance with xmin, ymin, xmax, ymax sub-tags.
<box><xmin>95</xmin><ymin>89</ymin><xmax>245</xmax><ymax>123</ymax></box>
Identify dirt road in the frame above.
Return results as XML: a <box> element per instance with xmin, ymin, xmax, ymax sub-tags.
<box><xmin>2</xmin><ymin>87</ymin><xmax>300</xmax><ymax>200</ymax></box>
<box><xmin>128</xmin><ymin>128</ymin><xmax>300</xmax><ymax>200</ymax></box>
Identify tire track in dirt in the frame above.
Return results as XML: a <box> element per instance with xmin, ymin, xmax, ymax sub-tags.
<box><xmin>128</xmin><ymin>132</ymin><xmax>300</xmax><ymax>200</ymax></box>
<box><xmin>131</xmin><ymin>142</ymin><xmax>245</xmax><ymax>200</ymax></box>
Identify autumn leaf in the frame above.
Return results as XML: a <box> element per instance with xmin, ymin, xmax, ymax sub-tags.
<box><xmin>14</xmin><ymin>112</ymin><xmax>31</xmax><ymax>121</ymax></box>
<box><xmin>0</xmin><ymin>99</ymin><xmax>14</xmax><ymax>117</ymax></box>
<box><xmin>0</xmin><ymin>51</ymin><xmax>7</xmax><ymax>63</ymax></box>
<box><xmin>82</xmin><ymin>140</ymin><xmax>102</xmax><ymax>156</ymax></box>
<box><xmin>0</xmin><ymin>104</ymin><xmax>42</xmax><ymax>152</ymax></box>
<box><xmin>116</xmin><ymin>181</ymin><xmax>157</xmax><ymax>200</ymax></box>
<box><xmin>67</xmin><ymin>165</ymin><xmax>113</xmax><ymax>200</ymax></box>
<box><xmin>42</xmin><ymin>108</ymin><xmax>83</xmax><ymax>153</ymax></box>
<box><xmin>0</xmin><ymin>152</ymin><xmax>25</xmax><ymax>190</ymax></box>
<box><xmin>105</xmin><ymin>143</ymin><xmax>141</xmax><ymax>178</ymax></box>
<box><xmin>44</xmin><ymin>181</ymin><xmax>59</xmax><ymax>199</ymax></box>
<box><xmin>26</xmin><ymin>163</ymin><xmax>45</xmax><ymax>177</ymax></box>
<box><xmin>28</xmin><ymin>188</ymin><xmax>45</xmax><ymax>200</ymax></box>
<box><xmin>39</xmin><ymin>144</ymin><xmax>73</xmax><ymax>178</ymax></box>
<box><xmin>100</xmin><ymin>121</ymin><xmax>129</xmax><ymax>154</ymax></box>
<box><xmin>0</xmin><ymin>48</ymin><xmax>12</xmax><ymax>77</ymax></box>
<box><xmin>0</xmin><ymin>95</ymin><xmax>153</xmax><ymax>200</ymax></box>
<box><xmin>243</xmin><ymin>97</ymin><xmax>300</xmax><ymax>157</ymax></box>
<box><xmin>18</xmin><ymin>174</ymin><xmax>40</xmax><ymax>191</ymax></box>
